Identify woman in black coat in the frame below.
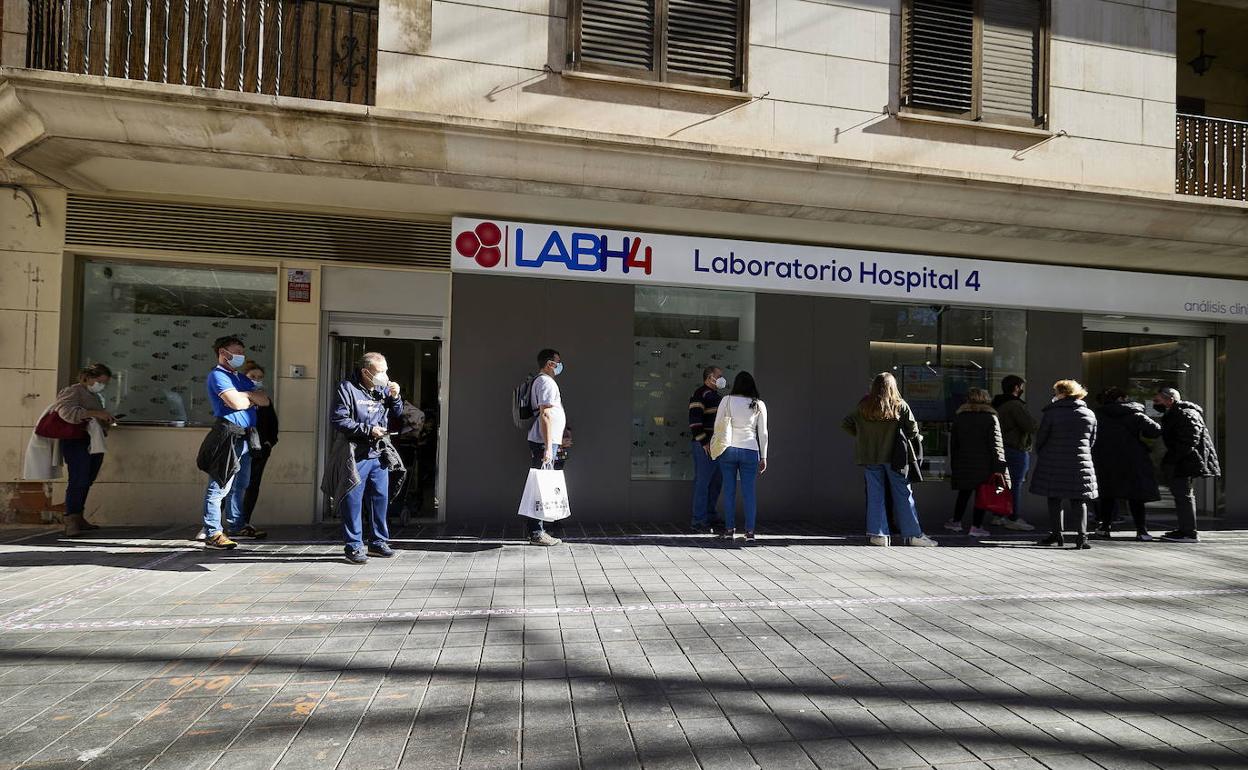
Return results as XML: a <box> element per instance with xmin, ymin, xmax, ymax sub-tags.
<box><xmin>239</xmin><ymin>361</ymin><xmax>278</xmax><ymax>539</ymax></box>
<box><xmin>1029</xmin><ymin>379</ymin><xmax>1097</xmax><ymax>549</ymax></box>
<box><xmin>1092</xmin><ymin>387</ymin><xmax>1161</xmax><ymax>541</ymax></box>
<box><xmin>944</xmin><ymin>388</ymin><xmax>1009</xmax><ymax>538</ymax></box>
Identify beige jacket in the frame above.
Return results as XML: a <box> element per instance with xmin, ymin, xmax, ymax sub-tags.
<box><xmin>52</xmin><ymin>383</ymin><xmax>107</xmax><ymax>432</ymax></box>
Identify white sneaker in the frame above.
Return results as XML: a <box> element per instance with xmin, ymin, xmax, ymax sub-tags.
<box><xmin>968</xmin><ymin>527</ymin><xmax>991</xmax><ymax>537</ymax></box>
<box><xmin>1003</xmin><ymin>518</ymin><xmax>1035</xmax><ymax>531</ymax></box>
<box><xmin>529</xmin><ymin>531</ymin><xmax>562</xmax><ymax>546</ymax></box>
<box><xmin>868</xmin><ymin>535</ymin><xmax>890</xmax><ymax>547</ymax></box>
<box><xmin>943</xmin><ymin>520</ymin><xmax>964</xmax><ymax>532</ymax></box>
<box><xmin>194</xmin><ymin>528</ymin><xmax>207</xmax><ymax>541</ymax></box>
<box><xmin>906</xmin><ymin>535</ymin><xmax>939</xmax><ymax>547</ymax></box>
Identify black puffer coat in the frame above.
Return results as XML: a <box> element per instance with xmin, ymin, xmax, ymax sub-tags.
<box><xmin>1030</xmin><ymin>397</ymin><xmax>1098</xmax><ymax>500</ymax></box>
<box><xmin>1160</xmin><ymin>401</ymin><xmax>1221</xmax><ymax>479</ymax></box>
<box><xmin>1092</xmin><ymin>401</ymin><xmax>1161</xmax><ymax>502</ymax></box>
<box><xmin>949</xmin><ymin>403</ymin><xmax>1009</xmax><ymax>491</ymax></box>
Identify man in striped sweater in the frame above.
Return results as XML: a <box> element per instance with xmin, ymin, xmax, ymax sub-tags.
<box><xmin>690</xmin><ymin>366</ymin><xmax>727</xmax><ymax>532</ymax></box>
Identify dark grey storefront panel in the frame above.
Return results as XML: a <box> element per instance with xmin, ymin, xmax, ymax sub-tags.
<box><xmin>1225</xmin><ymin>325</ymin><xmax>1248</xmax><ymax>527</ymax></box>
<box><xmin>446</xmin><ymin>274</ymin><xmax>632</xmax><ymax>522</ymax></box>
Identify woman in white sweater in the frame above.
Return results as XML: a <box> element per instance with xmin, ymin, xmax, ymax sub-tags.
<box><xmin>711</xmin><ymin>371</ymin><xmax>768</xmax><ymax>543</ymax></box>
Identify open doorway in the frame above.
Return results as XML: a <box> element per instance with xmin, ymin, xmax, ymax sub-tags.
<box><xmin>321</xmin><ymin>318</ymin><xmax>445</xmax><ymax>526</ymax></box>
<box><xmin>1082</xmin><ymin>318</ymin><xmax>1220</xmax><ymax>518</ymax></box>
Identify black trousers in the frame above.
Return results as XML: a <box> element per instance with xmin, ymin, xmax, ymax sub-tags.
<box><xmin>951</xmin><ymin>489</ymin><xmax>987</xmax><ymax>527</ymax></box>
<box><xmin>242</xmin><ymin>446</ymin><xmax>271</xmax><ymax>525</ymax></box>
<box><xmin>1096</xmin><ymin>498</ymin><xmax>1147</xmax><ymax>533</ymax></box>
<box><xmin>1046</xmin><ymin>498</ymin><xmax>1088</xmax><ymax>535</ymax></box>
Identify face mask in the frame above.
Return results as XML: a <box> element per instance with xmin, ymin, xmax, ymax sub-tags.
<box><xmin>251</xmin><ymin>380</ymin><xmax>264</xmax><ymax>390</ymax></box>
<box><xmin>87</xmin><ymin>381</ymin><xmax>106</xmax><ymax>394</ymax></box>
<box><xmin>552</xmin><ymin>362</ymin><xmax>564</xmax><ymax>376</ymax></box>
<box><xmin>228</xmin><ymin>353</ymin><xmax>246</xmax><ymax>369</ymax></box>
<box><xmin>715</xmin><ymin>377</ymin><xmax>728</xmax><ymax>390</ymax></box>
<box><xmin>371</xmin><ymin>371</ymin><xmax>390</xmax><ymax>390</ymax></box>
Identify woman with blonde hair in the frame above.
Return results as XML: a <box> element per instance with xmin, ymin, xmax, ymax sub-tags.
<box><xmin>842</xmin><ymin>373</ymin><xmax>938</xmax><ymax>547</ymax></box>
<box><xmin>1030</xmin><ymin>379</ymin><xmax>1098</xmax><ymax>549</ymax></box>
<box><xmin>945</xmin><ymin>387</ymin><xmax>1010</xmax><ymax>538</ymax></box>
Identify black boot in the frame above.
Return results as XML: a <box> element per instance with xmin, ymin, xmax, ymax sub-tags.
<box><xmin>1037</xmin><ymin>532</ymin><xmax>1065</xmax><ymax>547</ymax></box>
<box><xmin>1074</xmin><ymin>533</ymin><xmax>1091</xmax><ymax>550</ymax></box>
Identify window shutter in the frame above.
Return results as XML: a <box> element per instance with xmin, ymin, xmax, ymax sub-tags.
<box><xmin>981</xmin><ymin>0</ymin><xmax>1041</xmax><ymax>122</ymax></box>
<box><xmin>904</xmin><ymin>0</ymin><xmax>974</xmax><ymax>114</ymax></box>
<box><xmin>665</xmin><ymin>0</ymin><xmax>743</xmax><ymax>86</ymax></box>
<box><xmin>579</xmin><ymin>0</ymin><xmax>656</xmax><ymax>72</ymax></box>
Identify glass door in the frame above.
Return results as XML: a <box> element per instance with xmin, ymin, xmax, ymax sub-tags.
<box><xmin>1082</xmin><ymin>319</ymin><xmax>1219</xmax><ymax>516</ymax></box>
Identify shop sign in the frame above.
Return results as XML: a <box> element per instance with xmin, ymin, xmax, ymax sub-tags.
<box><xmin>287</xmin><ymin>269</ymin><xmax>312</xmax><ymax>303</ymax></box>
<box><xmin>451</xmin><ymin>218</ymin><xmax>1248</xmax><ymax>323</ymax></box>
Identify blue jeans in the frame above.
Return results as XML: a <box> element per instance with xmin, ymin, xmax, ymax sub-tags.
<box><xmin>863</xmin><ymin>464</ymin><xmax>922</xmax><ymax>538</ymax></box>
<box><xmin>203</xmin><ymin>438</ymin><xmax>251</xmax><ymax>537</ymax></box>
<box><xmin>342</xmin><ymin>458</ymin><xmax>391</xmax><ymax>551</ymax></box>
<box><xmin>1004</xmin><ymin>448</ymin><xmax>1030</xmax><ymax>520</ymax></box>
<box><xmin>719</xmin><ymin>447</ymin><xmax>759</xmax><ymax>532</ymax></box>
<box><xmin>690</xmin><ymin>441</ymin><xmax>723</xmax><ymax>528</ymax></box>
<box><xmin>62</xmin><ymin>438</ymin><xmax>104</xmax><ymax>516</ymax></box>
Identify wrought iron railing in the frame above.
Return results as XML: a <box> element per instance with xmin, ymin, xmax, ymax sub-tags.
<box><xmin>24</xmin><ymin>0</ymin><xmax>377</xmax><ymax>105</ymax></box>
<box><xmin>1177</xmin><ymin>113</ymin><xmax>1248</xmax><ymax>201</ymax></box>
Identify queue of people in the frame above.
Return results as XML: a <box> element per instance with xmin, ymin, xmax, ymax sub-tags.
<box><xmin>24</xmin><ymin>334</ymin><xmax>1221</xmax><ymax>558</ymax></box>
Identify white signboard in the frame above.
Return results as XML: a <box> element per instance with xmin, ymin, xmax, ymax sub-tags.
<box><xmin>451</xmin><ymin>218</ymin><xmax>1248</xmax><ymax>323</ymax></box>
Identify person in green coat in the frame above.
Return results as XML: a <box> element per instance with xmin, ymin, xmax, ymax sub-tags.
<box><xmin>842</xmin><ymin>372</ymin><xmax>938</xmax><ymax>548</ymax></box>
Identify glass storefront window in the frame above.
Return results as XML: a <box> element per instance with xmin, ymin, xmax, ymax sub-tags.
<box><xmin>78</xmin><ymin>260</ymin><xmax>277</xmax><ymax>426</ymax></box>
<box><xmin>633</xmin><ymin>287</ymin><xmax>755</xmax><ymax>480</ymax></box>
<box><xmin>868</xmin><ymin>303</ymin><xmax>1026</xmax><ymax>479</ymax></box>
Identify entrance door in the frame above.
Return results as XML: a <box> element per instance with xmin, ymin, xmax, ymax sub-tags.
<box><xmin>1082</xmin><ymin>318</ymin><xmax>1219</xmax><ymax>516</ymax></box>
<box><xmin>318</xmin><ymin>313</ymin><xmax>446</xmax><ymax>524</ymax></box>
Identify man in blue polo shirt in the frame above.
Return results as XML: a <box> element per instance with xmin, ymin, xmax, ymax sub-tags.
<box><xmin>201</xmin><ymin>335</ymin><xmax>270</xmax><ymax>550</ymax></box>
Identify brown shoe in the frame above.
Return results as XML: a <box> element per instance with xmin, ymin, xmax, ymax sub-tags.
<box><xmin>80</xmin><ymin>518</ymin><xmax>101</xmax><ymax>531</ymax></box>
<box><xmin>63</xmin><ymin>514</ymin><xmax>84</xmax><ymax>538</ymax></box>
<box><xmin>204</xmin><ymin>532</ymin><xmax>238</xmax><ymax>550</ymax></box>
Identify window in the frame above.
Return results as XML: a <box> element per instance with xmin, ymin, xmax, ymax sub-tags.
<box><xmin>902</xmin><ymin>0</ymin><xmax>1048</xmax><ymax>126</ymax></box>
<box><xmin>571</xmin><ymin>0</ymin><xmax>748</xmax><ymax>90</ymax></box>
<box><xmin>632</xmin><ymin>287</ymin><xmax>754</xmax><ymax>480</ymax></box>
<box><xmin>78</xmin><ymin>260</ymin><xmax>277</xmax><ymax>426</ymax></box>
<box><xmin>869</xmin><ymin>304</ymin><xmax>1026</xmax><ymax>479</ymax></box>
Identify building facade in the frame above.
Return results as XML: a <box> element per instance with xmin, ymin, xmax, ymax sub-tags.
<box><xmin>2</xmin><ymin>0</ymin><xmax>1246</xmax><ymax>530</ymax></box>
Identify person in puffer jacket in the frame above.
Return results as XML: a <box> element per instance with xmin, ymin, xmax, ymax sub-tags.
<box><xmin>1029</xmin><ymin>379</ymin><xmax>1097</xmax><ymax>550</ymax></box>
<box><xmin>1153</xmin><ymin>387</ymin><xmax>1221</xmax><ymax>543</ymax></box>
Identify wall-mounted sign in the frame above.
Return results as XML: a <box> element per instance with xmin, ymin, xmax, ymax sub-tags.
<box><xmin>287</xmin><ymin>268</ymin><xmax>312</xmax><ymax>303</ymax></box>
<box><xmin>451</xmin><ymin>218</ymin><xmax>1248</xmax><ymax>323</ymax></box>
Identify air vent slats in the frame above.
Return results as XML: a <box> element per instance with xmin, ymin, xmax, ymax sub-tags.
<box><xmin>66</xmin><ymin>196</ymin><xmax>450</xmax><ymax>270</ymax></box>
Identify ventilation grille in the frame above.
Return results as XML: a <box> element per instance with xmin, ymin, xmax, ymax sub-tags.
<box><xmin>666</xmin><ymin>0</ymin><xmax>742</xmax><ymax>83</ymax></box>
<box><xmin>580</xmin><ymin>0</ymin><xmax>655</xmax><ymax>71</ymax></box>
<box><xmin>66</xmin><ymin>196</ymin><xmax>450</xmax><ymax>270</ymax></box>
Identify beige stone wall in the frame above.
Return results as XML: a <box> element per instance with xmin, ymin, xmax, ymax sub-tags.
<box><xmin>376</xmin><ymin>0</ymin><xmax>1179</xmax><ymax>193</ymax></box>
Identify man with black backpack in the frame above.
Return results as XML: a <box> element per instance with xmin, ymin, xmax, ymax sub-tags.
<box><xmin>518</xmin><ymin>348</ymin><xmax>568</xmax><ymax>546</ymax></box>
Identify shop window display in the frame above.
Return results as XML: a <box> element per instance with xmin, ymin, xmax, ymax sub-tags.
<box><xmin>78</xmin><ymin>260</ymin><xmax>277</xmax><ymax>426</ymax></box>
<box><xmin>633</xmin><ymin>287</ymin><xmax>755</xmax><ymax>480</ymax></box>
<box><xmin>868</xmin><ymin>304</ymin><xmax>1026</xmax><ymax>479</ymax></box>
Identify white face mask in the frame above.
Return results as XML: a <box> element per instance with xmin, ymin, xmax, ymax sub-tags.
<box><xmin>371</xmin><ymin>371</ymin><xmax>390</xmax><ymax>390</ymax></box>
<box><xmin>87</xmin><ymin>381</ymin><xmax>106</xmax><ymax>394</ymax></box>
<box><xmin>714</xmin><ymin>376</ymin><xmax>728</xmax><ymax>390</ymax></box>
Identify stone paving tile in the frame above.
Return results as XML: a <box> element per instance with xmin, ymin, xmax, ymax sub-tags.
<box><xmin>2</xmin><ymin>525</ymin><xmax>1248</xmax><ymax>768</ymax></box>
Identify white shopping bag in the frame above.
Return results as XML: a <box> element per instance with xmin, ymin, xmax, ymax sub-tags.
<box><xmin>517</xmin><ymin>467</ymin><xmax>572</xmax><ymax>522</ymax></box>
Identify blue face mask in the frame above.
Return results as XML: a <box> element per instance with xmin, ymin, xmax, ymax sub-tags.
<box><xmin>228</xmin><ymin>353</ymin><xmax>246</xmax><ymax>369</ymax></box>
<box><xmin>553</xmin><ymin>362</ymin><xmax>564</xmax><ymax>376</ymax></box>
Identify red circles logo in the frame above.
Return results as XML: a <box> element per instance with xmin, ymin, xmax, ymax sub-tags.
<box><xmin>455</xmin><ymin>222</ymin><xmax>503</xmax><ymax>268</ymax></box>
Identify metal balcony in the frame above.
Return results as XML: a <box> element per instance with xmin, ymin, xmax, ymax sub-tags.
<box><xmin>1177</xmin><ymin>113</ymin><xmax>1248</xmax><ymax>202</ymax></box>
<box><xmin>23</xmin><ymin>0</ymin><xmax>378</xmax><ymax>105</ymax></box>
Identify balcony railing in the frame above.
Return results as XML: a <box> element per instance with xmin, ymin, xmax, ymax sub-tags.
<box><xmin>24</xmin><ymin>0</ymin><xmax>378</xmax><ymax>105</ymax></box>
<box><xmin>1177</xmin><ymin>113</ymin><xmax>1248</xmax><ymax>202</ymax></box>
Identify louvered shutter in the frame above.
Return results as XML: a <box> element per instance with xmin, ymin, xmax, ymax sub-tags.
<box><xmin>666</xmin><ymin>0</ymin><xmax>743</xmax><ymax>87</ymax></box>
<box><xmin>904</xmin><ymin>0</ymin><xmax>974</xmax><ymax>115</ymax></box>
<box><xmin>981</xmin><ymin>0</ymin><xmax>1042</xmax><ymax>123</ymax></box>
<box><xmin>579</xmin><ymin>0</ymin><xmax>656</xmax><ymax>73</ymax></box>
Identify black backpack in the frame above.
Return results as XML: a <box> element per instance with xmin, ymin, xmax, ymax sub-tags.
<box><xmin>512</xmin><ymin>373</ymin><xmax>536</xmax><ymax>429</ymax></box>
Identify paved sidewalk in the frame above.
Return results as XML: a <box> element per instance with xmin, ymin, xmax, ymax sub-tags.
<box><xmin>1</xmin><ymin>524</ymin><xmax>1248</xmax><ymax>769</ymax></box>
